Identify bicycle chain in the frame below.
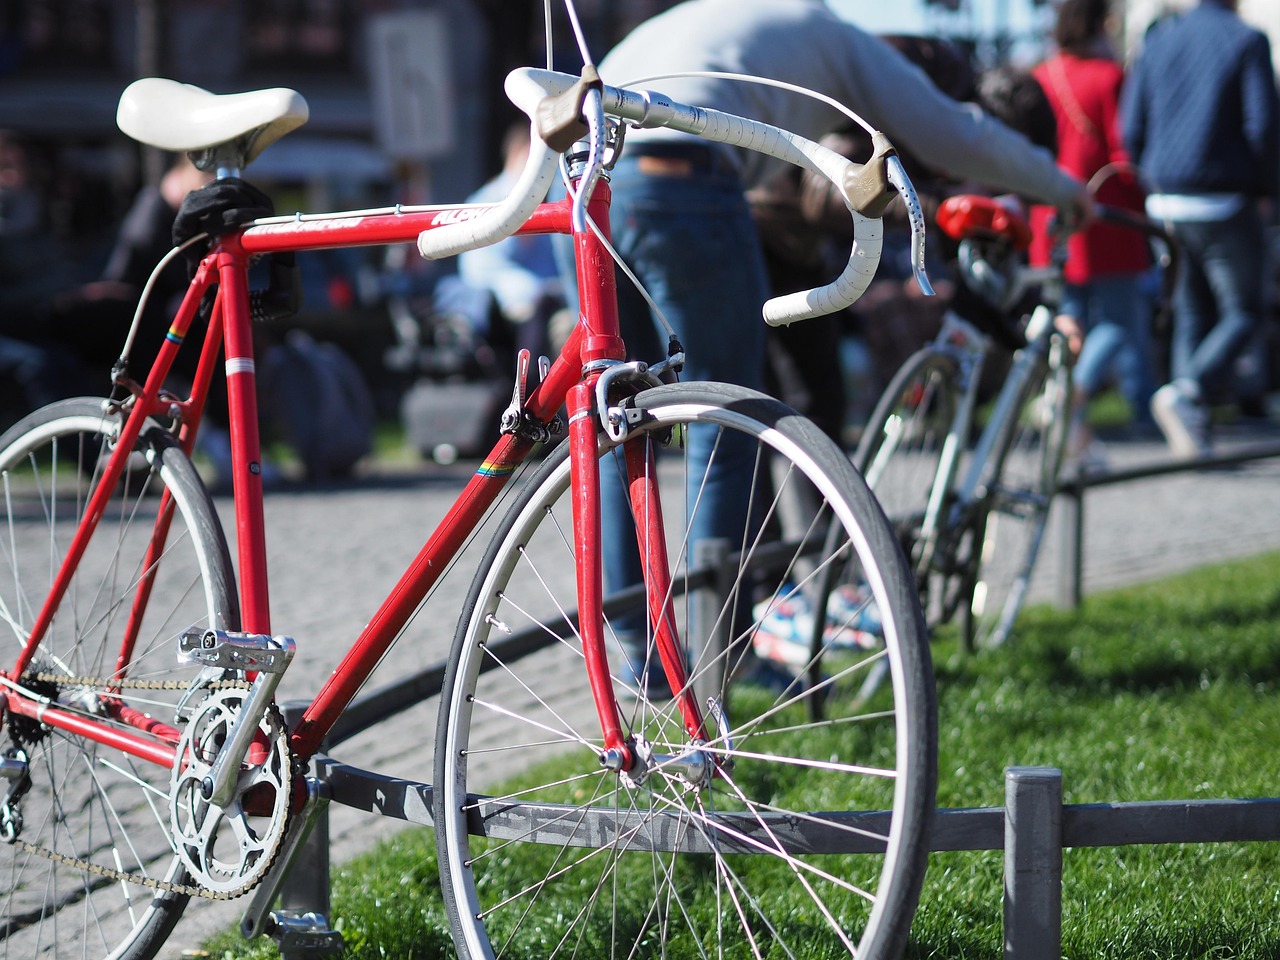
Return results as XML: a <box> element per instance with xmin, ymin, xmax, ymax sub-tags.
<box><xmin>24</xmin><ymin>671</ymin><xmax>251</xmax><ymax>692</ymax></box>
<box><xmin>7</xmin><ymin>671</ymin><xmax>279</xmax><ymax>901</ymax></box>
<box><xmin>5</xmin><ymin>836</ymin><xmax>240</xmax><ymax>900</ymax></box>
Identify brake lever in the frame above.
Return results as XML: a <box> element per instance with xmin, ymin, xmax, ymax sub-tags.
<box><xmin>885</xmin><ymin>154</ymin><xmax>935</xmax><ymax>297</ymax></box>
<box><xmin>570</xmin><ymin>86</ymin><xmax>608</xmax><ymax>234</ymax></box>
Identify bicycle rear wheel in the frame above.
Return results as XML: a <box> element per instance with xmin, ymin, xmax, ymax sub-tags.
<box><xmin>855</xmin><ymin>348</ymin><xmax>962</xmax><ymax>628</ymax></box>
<box><xmin>0</xmin><ymin>398</ymin><xmax>237</xmax><ymax>960</ymax></box>
<box><xmin>436</xmin><ymin>382</ymin><xmax>935</xmax><ymax>960</ymax></box>
<box><xmin>961</xmin><ymin>340</ymin><xmax>1071</xmax><ymax>648</ymax></box>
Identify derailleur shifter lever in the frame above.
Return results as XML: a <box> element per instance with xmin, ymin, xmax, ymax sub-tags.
<box><xmin>500</xmin><ymin>349</ymin><xmax>560</xmax><ymax>443</ymax></box>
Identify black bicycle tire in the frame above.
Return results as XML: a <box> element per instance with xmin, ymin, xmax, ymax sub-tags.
<box><xmin>0</xmin><ymin>397</ymin><xmax>238</xmax><ymax>960</ymax></box>
<box><xmin>854</xmin><ymin>347</ymin><xmax>964</xmax><ymax>627</ymax></box>
<box><xmin>435</xmin><ymin>381</ymin><xmax>936</xmax><ymax>960</ymax></box>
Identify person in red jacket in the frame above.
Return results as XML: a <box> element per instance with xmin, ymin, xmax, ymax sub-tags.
<box><xmin>1032</xmin><ymin>0</ymin><xmax>1154</xmax><ymax>465</ymax></box>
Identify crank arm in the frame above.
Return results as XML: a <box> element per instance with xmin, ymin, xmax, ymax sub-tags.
<box><xmin>180</xmin><ymin>630</ymin><xmax>295</xmax><ymax>809</ymax></box>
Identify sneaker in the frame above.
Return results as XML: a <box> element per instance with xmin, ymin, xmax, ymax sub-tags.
<box><xmin>1150</xmin><ymin>382</ymin><xmax>1209</xmax><ymax>460</ymax></box>
<box><xmin>824</xmin><ymin>583</ymin><xmax>884</xmax><ymax>638</ymax></box>
<box><xmin>751</xmin><ymin>589</ymin><xmax>880</xmax><ymax>669</ymax></box>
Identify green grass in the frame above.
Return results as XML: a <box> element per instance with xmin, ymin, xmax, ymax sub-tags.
<box><xmin>206</xmin><ymin>552</ymin><xmax>1280</xmax><ymax>959</ymax></box>
<box><xmin>908</xmin><ymin>554</ymin><xmax>1280</xmax><ymax>959</ymax></box>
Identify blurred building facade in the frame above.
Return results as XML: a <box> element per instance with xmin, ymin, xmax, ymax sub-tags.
<box><xmin>3</xmin><ymin>0</ymin><xmax>1273</xmax><ymax>278</ymax></box>
<box><xmin>0</xmin><ymin>0</ymin><xmax>681</xmax><ymax>272</ymax></box>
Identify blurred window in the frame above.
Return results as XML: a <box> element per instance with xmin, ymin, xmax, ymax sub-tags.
<box><xmin>0</xmin><ymin>0</ymin><xmax>113</xmax><ymax>76</ymax></box>
<box><xmin>243</xmin><ymin>0</ymin><xmax>357</xmax><ymax>74</ymax></box>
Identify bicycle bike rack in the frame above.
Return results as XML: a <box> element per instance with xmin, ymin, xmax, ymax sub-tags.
<box><xmin>1053</xmin><ymin>436</ymin><xmax>1280</xmax><ymax>609</ymax></box>
<box><xmin>267</xmin><ymin>511</ymin><xmax>1280</xmax><ymax>960</ymax></box>
<box><xmin>283</xmin><ymin>746</ymin><xmax>1280</xmax><ymax>960</ymax></box>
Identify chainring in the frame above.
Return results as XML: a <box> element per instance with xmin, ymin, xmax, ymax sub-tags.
<box><xmin>169</xmin><ymin>687</ymin><xmax>294</xmax><ymax>897</ymax></box>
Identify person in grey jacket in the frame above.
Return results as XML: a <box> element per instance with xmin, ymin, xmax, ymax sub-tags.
<box><xmin>1122</xmin><ymin>0</ymin><xmax>1280</xmax><ymax>458</ymax></box>
<box><xmin>575</xmin><ymin>0</ymin><xmax>1092</xmax><ymax>692</ymax></box>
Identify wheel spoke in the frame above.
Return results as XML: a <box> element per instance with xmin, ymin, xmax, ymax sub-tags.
<box><xmin>436</xmin><ymin>384</ymin><xmax>934</xmax><ymax>959</ymax></box>
<box><xmin>0</xmin><ymin>401</ymin><xmax>236</xmax><ymax>959</ymax></box>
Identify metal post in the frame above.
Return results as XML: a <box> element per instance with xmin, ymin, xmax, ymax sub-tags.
<box><xmin>1004</xmin><ymin>766</ymin><xmax>1063</xmax><ymax>960</ymax></box>
<box><xmin>694</xmin><ymin>538</ymin><xmax>731</xmax><ymax>700</ymax></box>
<box><xmin>277</xmin><ymin>701</ymin><xmax>331</xmax><ymax>919</ymax></box>
<box><xmin>1054</xmin><ymin>484</ymin><xmax>1083</xmax><ymax>610</ymax></box>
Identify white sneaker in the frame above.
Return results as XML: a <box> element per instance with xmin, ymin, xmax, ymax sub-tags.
<box><xmin>751</xmin><ymin>588</ymin><xmax>880</xmax><ymax>669</ymax></box>
<box><xmin>1150</xmin><ymin>383</ymin><xmax>1209</xmax><ymax>460</ymax></box>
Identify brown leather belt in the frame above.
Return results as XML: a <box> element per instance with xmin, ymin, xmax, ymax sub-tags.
<box><xmin>636</xmin><ymin>154</ymin><xmax>698</xmax><ymax>177</ymax></box>
<box><xmin>628</xmin><ymin>143</ymin><xmax>736</xmax><ymax>178</ymax></box>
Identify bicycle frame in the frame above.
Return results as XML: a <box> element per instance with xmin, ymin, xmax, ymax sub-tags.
<box><xmin>4</xmin><ymin>177</ymin><xmax>704</xmax><ymax>780</ymax></box>
<box><xmin>906</xmin><ymin>313</ymin><xmax>989</xmax><ymax>568</ymax></box>
<box><xmin>953</xmin><ymin>304</ymin><xmax>1063</xmax><ymax>513</ymax></box>
<box><xmin>871</xmin><ymin>303</ymin><xmax>1067</xmax><ymax>610</ymax></box>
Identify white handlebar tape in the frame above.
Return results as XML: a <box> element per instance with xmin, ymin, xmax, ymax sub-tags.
<box><xmin>415</xmin><ymin>71</ymin><xmax>566</xmax><ymax>261</ymax></box>
<box><xmin>763</xmin><ymin>214</ymin><xmax>882</xmax><ymax>326</ymax></box>
<box><xmin>417</xmin><ymin>68</ymin><xmax>885</xmax><ymax>325</ymax></box>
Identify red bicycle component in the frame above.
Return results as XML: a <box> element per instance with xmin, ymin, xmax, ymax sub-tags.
<box><xmin>936</xmin><ymin>194</ymin><xmax>1033</xmax><ymax>249</ymax></box>
<box><xmin>0</xmin><ymin>60</ymin><xmax>936</xmax><ymax>960</ymax></box>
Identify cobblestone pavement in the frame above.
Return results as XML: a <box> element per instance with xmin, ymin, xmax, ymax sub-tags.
<box><xmin>122</xmin><ymin>420</ymin><xmax>1280</xmax><ymax>957</ymax></box>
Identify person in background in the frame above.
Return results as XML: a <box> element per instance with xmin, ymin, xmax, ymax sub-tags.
<box><xmin>746</xmin><ymin>35</ymin><xmax>979</xmax><ymax>444</ymax></box>
<box><xmin>455</xmin><ymin>122</ymin><xmax>566</xmax><ymax>440</ymax></box>
<box><xmin>458</xmin><ymin>123</ymin><xmax>563</xmax><ymax>366</ymax></box>
<box><xmin>0</xmin><ymin>131</ymin><xmax>76</xmax><ymax>424</ymax></box>
<box><xmin>50</xmin><ymin>154</ymin><xmax>212</xmax><ymax>381</ymax></box>
<box><xmin>568</xmin><ymin>0</ymin><xmax>1094</xmax><ymax>695</ymax></box>
<box><xmin>1122</xmin><ymin>0</ymin><xmax>1279</xmax><ymax>459</ymax></box>
<box><xmin>1032</xmin><ymin>0</ymin><xmax>1154</xmax><ymax>468</ymax></box>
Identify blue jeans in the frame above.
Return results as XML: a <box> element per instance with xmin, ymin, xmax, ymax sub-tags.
<box><xmin>556</xmin><ymin>154</ymin><xmax>768</xmax><ymax>654</ymax></box>
<box><xmin>1061</xmin><ymin>274</ymin><xmax>1155</xmax><ymax>421</ymax></box>
<box><xmin>1167</xmin><ymin>204</ymin><xmax>1269</xmax><ymax>402</ymax></box>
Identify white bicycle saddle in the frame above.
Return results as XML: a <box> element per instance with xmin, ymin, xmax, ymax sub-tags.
<box><xmin>116</xmin><ymin>78</ymin><xmax>309</xmax><ymax>164</ymax></box>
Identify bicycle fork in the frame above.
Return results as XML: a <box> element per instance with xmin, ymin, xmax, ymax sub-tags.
<box><xmin>566</xmin><ymin>382</ymin><xmax>717</xmax><ymax>785</ymax></box>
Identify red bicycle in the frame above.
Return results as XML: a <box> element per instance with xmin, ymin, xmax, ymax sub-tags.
<box><xmin>0</xmin><ymin>39</ymin><xmax>936</xmax><ymax>960</ymax></box>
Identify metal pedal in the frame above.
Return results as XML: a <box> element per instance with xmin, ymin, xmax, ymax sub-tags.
<box><xmin>267</xmin><ymin>910</ymin><xmax>344</xmax><ymax>959</ymax></box>
<box><xmin>179</xmin><ymin>628</ymin><xmax>295</xmax><ymax>673</ymax></box>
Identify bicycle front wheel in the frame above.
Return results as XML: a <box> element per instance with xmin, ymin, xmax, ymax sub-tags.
<box><xmin>962</xmin><ymin>340</ymin><xmax>1072</xmax><ymax>648</ymax></box>
<box><xmin>855</xmin><ymin>348</ymin><xmax>962</xmax><ymax>627</ymax></box>
<box><xmin>0</xmin><ymin>398</ymin><xmax>238</xmax><ymax>960</ymax></box>
<box><xmin>436</xmin><ymin>382</ymin><xmax>935</xmax><ymax>960</ymax></box>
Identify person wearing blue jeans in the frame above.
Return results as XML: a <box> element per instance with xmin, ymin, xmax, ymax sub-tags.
<box><xmin>1122</xmin><ymin>0</ymin><xmax>1279</xmax><ymax>458</ymax></box>
<box><xmin>1165</xmin><ymin>206</ymin><xmax>1271</xmax><ymax>416</ymax></box>
<box><xmin>561</xmin><ymin>0</ymin><xmax>1091</xmax><ymax>690</ymax></box>
<box><xmin>1030</xmin><ymin>0</ymin><xmax>1156</xmax><ymax>463</ymax></box>
<box><xmin>598</xmin><ymin>150</ymin><xmax>768</xmax><ymax>694</ymax></box>
<box><xmin>1062</xmin><ymin>274</ymin><xmax>1155</xmax><ymax>438</ymax></box>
